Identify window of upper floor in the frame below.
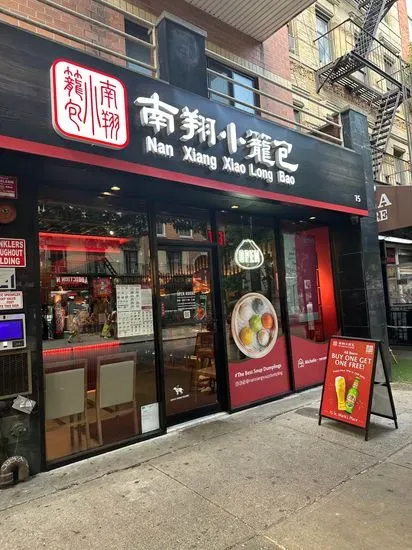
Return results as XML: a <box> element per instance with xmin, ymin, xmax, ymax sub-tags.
<box><xmin>393</xmin><ymin>148</ymin><xmax>408</xmax><ymax>186</ymax></box>
<box><xmin>315</xmin><ymin>10</ymin><xmax>332</xmax><ymax>66</ymax></box>
<box><xmin>207</xmin><ymin>59</ymin><xmax>259</xmax><ymax>115</ymax></box>
<box><xmin>288</xmin><ymin>24</ymin><xmax>297</xmax><ymax>54</ymax></box>
<box><xmin>125</xmin><ymin>20</ymin><xmax>153</xmax><ymax>76</ymax></box>
<box><xmin>383</xmin><ymin>55</ymin><xmax>396</xmax><ymax>91</ymax></box>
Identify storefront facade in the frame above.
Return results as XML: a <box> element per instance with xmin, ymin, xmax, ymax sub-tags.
<box><xmin>0</xmin><ymin>17</ymin><xmax>384</xmax><ymax>472</ymax></box>
<box><xmin>376</xmin><ymin>185</ymin><xmax>412</xmax><ymax>346</ymax></box>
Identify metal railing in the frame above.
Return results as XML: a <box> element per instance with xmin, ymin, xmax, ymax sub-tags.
<box><xmin>0</xmin><ymin>0</ymin><xmax>344</xmax><ymax>146</ymax></box>
<box><xmin>314</xmin><ymin>18</ymin><xmax>407</xmax><ymax>92</ymax></box>
<box><xmin>376</xmin><ymin>149</ymin><xmax>412</xmax><ymax>186</ymax></box>
<box><xmin>206</xmin><ymin>51</ymin><xmax>344</xmax><ymax>145</ymax></box>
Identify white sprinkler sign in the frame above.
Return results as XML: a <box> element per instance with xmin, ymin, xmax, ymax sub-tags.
<box><xmin>0</xmin><ymin>291</ymin><xmax>23</xmax><ymax>311</ymax></box>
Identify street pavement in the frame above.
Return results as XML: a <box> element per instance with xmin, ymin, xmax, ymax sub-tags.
<box><xmin>0</xmin><ymin>385</ymin><xmax>411</xmax><ymax>549</ymax></box>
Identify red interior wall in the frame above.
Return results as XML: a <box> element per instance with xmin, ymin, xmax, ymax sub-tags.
<box><xmin>304</xmin><ymin>226</ymin><xmax>338</xmax><ymax>339</ymax></box>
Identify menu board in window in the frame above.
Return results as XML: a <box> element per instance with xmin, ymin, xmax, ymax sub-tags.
<box><xmin>116</xmin><ymin>284</ymin><xmax>153</xmax><ymax>338</ymax></box>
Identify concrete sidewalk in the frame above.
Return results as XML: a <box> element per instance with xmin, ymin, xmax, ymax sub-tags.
<box><xmin>0</xmin><ymin>385</ymin><xmax>411</xmax><ymax>550</ymax></box>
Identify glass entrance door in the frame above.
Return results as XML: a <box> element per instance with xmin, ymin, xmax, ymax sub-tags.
<box><xmin>157</xmin><ymin>246</ymin><xmax>220</xmax><ymax>422</ymax></box>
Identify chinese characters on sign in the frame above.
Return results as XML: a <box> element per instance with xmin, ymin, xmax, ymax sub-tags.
<box><xmin>51</xmin><ymin>60</ymin><xmax>129</xmax><ymax>149</ymax></box>
<box><xmin>134</xmin><ymin>92</ymin><xmax>298</xmax><ymax>185</ymax></box>
<box><xmin>49</xmin><ymin>60</ymin><xmax>299</xmax><ymax>186</ymax></box>
<box><xmin>320</xmin><ymin>337</ymin><xmax>376</xmax><ymax>429</ymax></box>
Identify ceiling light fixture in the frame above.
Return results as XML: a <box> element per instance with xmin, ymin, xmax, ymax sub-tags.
<box><xmin>231</xmin><ymin>204</ymin><xmax>239</xmax><ymax>209</ymax></box>
<box><xmin>309</xmin><ymin>216</ymin><xmax>316</xmax><ymax>220</ymax></box>
<box><xmin>381</xmin><ymin>236</ymin><xmax>412</xmax><ymax>245</ymax></box>
<box><xmin>102</xmin><ymin>191</ymin><xmax>112</xmax><ymax>196</ymax></box>
<box><xmin>111</xmin><ymin>186</ymin><xmax>121</xmax><ymax>191</ymax></box>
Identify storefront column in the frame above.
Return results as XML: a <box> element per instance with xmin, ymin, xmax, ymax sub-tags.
<box><xmin>338</xmin><ymin>109</ymin><xmax>391</xmax><ymax>373</ymax></box>
<box><xmin>0</xmin><ymin>154</ymin><xmax>43</xmax><ymax>473</ymax></box>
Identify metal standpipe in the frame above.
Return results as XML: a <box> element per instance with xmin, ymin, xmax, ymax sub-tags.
<box><xmin>0</xmin><ymin>456</ymin><xmax>30</xmax><ymax>489</ymax></box>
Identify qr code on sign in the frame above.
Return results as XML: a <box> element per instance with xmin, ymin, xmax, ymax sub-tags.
<box><xmin>366</xmin><ymin>344</ymin><xmax>374</xmax><ymax>354</ymax></box>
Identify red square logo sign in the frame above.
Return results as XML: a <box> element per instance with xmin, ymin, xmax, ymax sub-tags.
<box><xmin>51</xmin><ymin>59</ymin><xmax>129</xmax><ymax>149</ymax></box>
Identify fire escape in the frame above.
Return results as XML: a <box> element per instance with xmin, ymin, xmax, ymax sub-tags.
<box><xmin>315</xmin><ymin>0</ymin><xmax>410</xmax><ymax>182</ymax></box>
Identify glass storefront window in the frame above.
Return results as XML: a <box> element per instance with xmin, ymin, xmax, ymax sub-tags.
<box><xmin>283</xmin><ymin>223</ymin><xmax>338</xmax><ymax>389</ymax></box>
<box><xmin>39</xmin><ymin>199</ymin><xmax>158</xmax><ymax>462</ymax></box>
<box><xmin>386</xmin><ymin>246</ymin><xmax>412</xmax><ymax>305</ymax></box>
<box><xmin>218</xmin><ymin>213</ymin><xmax>291</xmax><ymax>409</ymax></box>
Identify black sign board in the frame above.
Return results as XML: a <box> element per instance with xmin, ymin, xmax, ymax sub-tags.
<box><xmin>0</xmin><ymin>22</ymin><xmax>367</xmax><ymax>216</ymax></box>
<box><xmin>319</xmin><ymin>336</ymin><xmax>397</xmax><ymax>441</ymax></box>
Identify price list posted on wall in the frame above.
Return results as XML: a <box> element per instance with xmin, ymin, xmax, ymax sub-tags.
<box><xmin>0</xmin><ymin>239</ymin><xmax>26</xmax><ymax>267</ymax></box>
<box><xmin>319</xmin><ymin>337</ymin><xmax>377</xmax><ymax>430</ymax></box>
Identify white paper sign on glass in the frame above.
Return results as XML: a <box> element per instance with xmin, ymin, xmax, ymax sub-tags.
<box><xmin>141</xmin><ymin>402</ymin><xmax>160</xmax><ymax>433</ymax></box>
<box><xmin>51</xmin><ymin>60</ymin><xmax>129</xmax><ymax>149</ymax></box>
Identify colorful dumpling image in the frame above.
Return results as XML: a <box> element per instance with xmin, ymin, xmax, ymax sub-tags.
<box><xmin>261</xmin><ymin>313</ymin><xmax>274</xmax><ymax>329</ymax></box>
<box><xmin>238</xmin><ymin>302</ymin><xmax>253</xmax><ymax>323</ymax></box>
<box><xmin>239</xmin><ymin>327</ymin><xmax>254</xmax><ymax>346</ymax></box>
<box><xmin>249</xmin><ymin>314</ymin><xmax>263</xmax><ymax>333</ymax></box>
<box><xmin>257</xmin><ymin>329</ymin><xmax>270</xmax><ymax>347</ymax></box>
<box><xmin>252</xmin><ymin>297</ymin><xmax>265</xmax><ymax>314</ymax></box>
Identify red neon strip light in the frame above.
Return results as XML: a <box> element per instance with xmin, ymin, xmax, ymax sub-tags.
<box><xmin>43</xmin><ymin>341</ymin><xmax>119</xmax><ymax>355</ymax></box>
<box><xmin>0</xmin><ymin>135</ymin><xmax>369</xmax><ymax>217</ymax></box>
<box><xmin>39</xmin><ymin>232</ymin><xmax>129</xmax><ymax>244</ymax></box>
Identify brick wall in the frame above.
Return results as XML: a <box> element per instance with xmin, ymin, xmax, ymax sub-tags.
<box><xmin>0</xmin><ymin>0</ymin><xmax>294</xmax><ymax>124</ymax></box>
<box><xmin>397</xmin><ymin>0</ymin><xmax>410</xmax><ymax>62</ymax></box>
<box><xmin>0</xmin><ymin>0</ymin><xmax>125</xmax><ymax>64</ymax></box>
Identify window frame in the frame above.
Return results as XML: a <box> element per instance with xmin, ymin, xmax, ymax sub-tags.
<box><xmin>383</xmin><ymin>55</ymin><xmax>396</xmax><ymax>91</ymax></box>
<box><xmin>288</xmin><ymin>23</ymin><xmax>297</xmax><ymax>54</ymax></box>
<box><xmin>393</xmin><ymin>148</ymin><xmax>407</xmax><ymax>186</ymax></box>
<box><xmin>156</xmin><ymin>222</ymin><xmax>166</xmax><ymax>237</ymax></box>
<box><xmin>124</xmin><ymin>19</ymin><xmax>153</xmax><ymax>76</ymax></box>
<box><xmin>207</xmin><ymin>58</ymin><xmax>260</xmax><ymax>114</ymax></box>
<box><xmin>293</xmin><ymin>105</ymin><xmax>302</xmax><ymax>132</ymax></box>
<box><xmin>315</xmin><ymin>9</ymin><xmax>332</xmax><ymax>66</ymax></box>
<box><xmin>176</xmin><ymin>228</ymin><xmax>194</xmax><ymax>239</ymax></box>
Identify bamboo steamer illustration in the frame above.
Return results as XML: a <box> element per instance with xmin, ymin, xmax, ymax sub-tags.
<box><xmin>231</xmin><ymin>292</ymin><xmax>278</xmax><ymax>359</ymax></box>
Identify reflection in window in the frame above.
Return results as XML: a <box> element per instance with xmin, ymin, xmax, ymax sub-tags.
<box><xmin>156</xmin><ymin>222</ymin><xmax>166</xmax><ymax>237</ymax></box>
<box><xmin>39</xmin><ymin>200</ymin><xmax>158</xmax><ymax>463</ymax></box>
<box><xmin>207</xmin><ymin>59</ymin><xmax>258</xmax><ymax>114</ymax></box>
<box><xmin>156</xmin><ymin>206</ymin><xmax>210</xmax><ymax>242</ymax></box>
<box><xmin>158</xmin><ymin>248</ymin><xmax>217</xmax><ymax>417</ymax></box>
<box><xmin>283</xmin><ymin>224</ymin><xmax>338</xmax><ymax>389</ymax></box>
